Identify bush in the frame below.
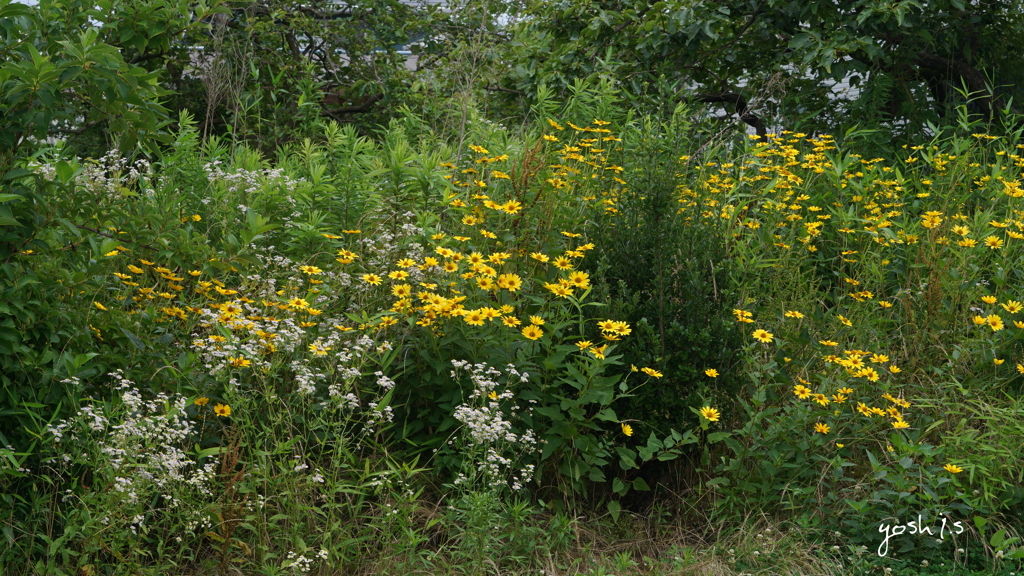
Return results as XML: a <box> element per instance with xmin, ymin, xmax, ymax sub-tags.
<box><xmin>585</xmin><ymin>111</ymin><xmax>745</xmax><ymax>439</ymax></box>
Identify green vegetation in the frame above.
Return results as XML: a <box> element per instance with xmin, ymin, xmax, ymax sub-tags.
<box><xmin>2</xmin><ymin>0</ymin><xmax>1024</xmax><ymax>574</ymax></box>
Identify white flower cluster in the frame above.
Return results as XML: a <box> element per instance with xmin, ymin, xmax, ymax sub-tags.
<box><xmin>47</xmin><ymin>371</ymin><xmax>214</xmax><ymax>505</ymax></box>
<box><xmin>449</xmin><ymin>360</ymin><xmax>538</xmax><ymax>490</ymax></box>
<box><xmin>0</xmin><ymin>444</ymin><xmax>28</xmax><ymax>474</ymax></box>
<box><xmin>203</xmin><ymin>163</ymin><xmax>302</xmax><ymax>208</ymax></box>
<box><xmin>32</xmin><ymin>150</ymin><xmax>154</xmax><ymax>201</ymax></box>
<box><xmin>285</xmin><ymin>549</ymin><xmax>328</xmax><ymax>573</ymax></box>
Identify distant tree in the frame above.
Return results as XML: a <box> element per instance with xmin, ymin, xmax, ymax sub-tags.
<box><xmin>503</xmin><ymin>0</ymin><xmax>1024</xmax><ymax>136</ymax></box>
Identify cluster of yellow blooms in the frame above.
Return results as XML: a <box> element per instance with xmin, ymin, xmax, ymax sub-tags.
<box><xmin>680</xmin><ymin>132</ymin><xmax>1024</xmax><ymax>477</ymax></box>
<box><xmin>87</xmin><ymin>124</ymin><xmax>655</xmax><ymax>436</ymax></box>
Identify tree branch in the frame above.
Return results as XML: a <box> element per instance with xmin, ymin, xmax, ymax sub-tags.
<box><xmin>485</xmin><ymin>84</ymin><xmax>526</xmax><ymax>96</ymax></box>
<box><xmin>694</xmin><ymin>92</ymin><xmax>767</xmax><ymax>139</ymax></box>
<box><xmin>913</xmin><ymin>52</ymin><xmax>998</xmax><ymax>117</ymax></box>
<box><xmin>322</xmin><ymin>93</ymin><xmax>384</xmax><ymax>114</ymax></box>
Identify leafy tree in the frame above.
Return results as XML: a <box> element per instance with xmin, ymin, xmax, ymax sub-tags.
<box><xmin>504</xmin><ymin>0</ymin><xmax>1024</xmax><ymax>137</ymax></box>
<box><xmin>0</xmin><ymin>0</ymin><xmax>220</xmax><ymax>492</ymax></box>
<box><xmin>165</xmin><ymin>0</ymin><xmax>517</xmax><ymax>144</ymax></box>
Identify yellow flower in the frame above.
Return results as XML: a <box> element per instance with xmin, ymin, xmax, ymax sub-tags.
<box><xmin>464</xmin><ymin>310</ymin><xmax>486</xmax><ymax>326</ymax></box>
<box><xmin>521</xmin><ymin>325</ymin><xmax>543</xmax><ymax>340</ymax></box>
<box><xmin>600</xmin><ymin>320</ymin><xmax>632</xmax><ymax>336</ymax></box>
<box><xmin>194</xmin><ymin>397</ymin><xmax>210</xmax><ymax>406</ymax></box>
<box><xmin>704</xmin><ymin>368</ymin><xmax>719</xmax><ymax>377</ymax></box>
<box><xmin>814</xmin><ymin>422</ymin><xmax>830</xmax><ymax>434</ymax></box>
<box><xmin>308</xmin><ymin>343</ymin><xmax>332</xmax><ymax>356</ymax></box>
<box><xmin>1002</xmin><ymin>300</ymin><xmax>1023</xmax><ymax>313</ymax></box>
<box><xmin>545</xmin><ymin>282</ymin><xmax>574</xmax><ymax>298</ymax></box>
<box><xmin>104</xmin><ymin>250</ymin><xmax>120</xmax><ymax>257</ymax></box>
<box><xmin>127</xmin><ymin>265</ymin><xmax>144</xmax><ymax>274</ymax></box>
<box><xmin>299</xmin><ymin>265</ymin><xmax>322</xmax><ymax>275</ymax></box>
<box><xmin>552</xmin><ymin>256</ymin><xmax>573</xmax><ymax>270</ymax></box>
<box><xmin>214</xmin><ymin>403</ymin><xmax>232</xmax><ymax>417</ymax></box>
<box><xmin>733</xmin><ymin>309</ymin><xmax>754</xmax><ymax>322</ymax></box>
<box><xmin>641</xmin><ymin>367</ymin><xmax>663</xmax><ymax>378</ymax></box>
<box><xmin>362</xmin><ymin>274</ymin><xmax>383</xmax><ymax>285</ymax></box>
<box><xmin>621</xmin><ymin>423</ymin><xmax>633</xmax><ymax>436</ymax></box>
<box><xmin>836</xmin><ymin>443</ymin><xmax>845</xmax><ymax>448</ymax></box>
<box><xmin>994</xmin><ymin>358</ymin><xmax>1005</xmax><ymax>365</ymax></box>
<box><xmin>793</xmin><ymin>384</ymin><xmax>812</xmax><ymax>399</ymax></box>
<box><xmin>984</xmin><ymin>236</ymin><xmax>1004</xmax><ymax>249</ymax></box>
<box><xmin>228</xmin><ymin>357</ymin><xmax>251</xmax><ymax>368</ymax></box>
<box><xmin>576</xmin><ymin>340</ymin><xmax>593</xmax><ymax>350</ymax></box>
<box><xmin>988</xmin><ymin>314</ymin><xmax>1005</xmax><ymax>331</ymax></box>
<box><xmin>567</xmin><ymin>271</ymin><xmax>591</xmax><ymax>290</ymax></box>
<box><xmin>784</xmin><ymin>310</ymin><xmax>805</xmax><ymax>318</ymax></box>
<box><xmin>878</xmin><ymin>301</ymin><xmax>893</xmax><ymax>308</ymax></box>
<box><xmin>93</xmin><ymin>301</ymin><xmax>107</xmax><ymax>311</ymax></box>
<box><xmin>529</xmin><ymin>316</ymin><xmax>545</xmax><ymax>326</ymax></box>
<box><xmin>751</xmin><ymin>329</ymin><xmax>774</xmax><ymax>343</ymax></box>
<box><xmin>497</xmin><ymin>273</ymin><xmax>523</xmax><ymax>291</ymax></box>
<box><xmin>699</xmin><ymin>406</ymin><xmax>720</xmax><ymax>422</ymax></box>
<box><xmin>889</xmin><ymin>365</ymin><xmax>901</xmax><ymax>373</ymax></box>
<box><xmin>982</xmin><ymin>295</ymin><xmax>998</xmax><ymax>304</ymax></box>
<box><xmin>943</xmin><ymin>463</ymin><xmax>963</xmax><ymax>474</ymax></box>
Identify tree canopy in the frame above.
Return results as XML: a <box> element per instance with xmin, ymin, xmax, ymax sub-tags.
<box><xmin>503</xmin><ymin>0</ymin><xmax>1024</xmax><ymax>135</ymax></box>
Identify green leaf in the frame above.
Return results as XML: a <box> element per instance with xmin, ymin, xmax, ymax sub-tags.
<box><xmin>707</xmin><ymin>431</ymin><xmax>731</xmax><ymax>443</ymax></box>
<box><xmin>612</xmin><ymin>477</ymin><xmax>627</xmax><ymax>496</ymax></box>
<box><xmin>120</xmin><ymin>328</ymin><xmax>146</xmax><ymax>350</ymax></box>
<box><xmin>606</xmin><ymin>499</ymin><xmax>621</xmax><ymax>520</ymax></box>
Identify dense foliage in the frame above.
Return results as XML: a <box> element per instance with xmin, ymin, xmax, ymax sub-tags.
<box><xmin>502</xmin><ymin>0</ymin><xmax>1024</xmax><ymax>140</ymax></box>
<box><xmin>2</xmin><ymin>0</ymin><xmax>1024</xmax><ymax>575</ymax></box>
